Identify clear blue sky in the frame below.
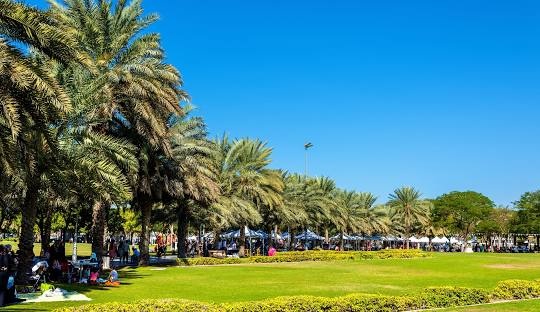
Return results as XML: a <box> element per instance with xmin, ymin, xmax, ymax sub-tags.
<box><xmin>29</xmin><ymin>0</ymin><xmax>540</xmax><ymax>205</ymax></box>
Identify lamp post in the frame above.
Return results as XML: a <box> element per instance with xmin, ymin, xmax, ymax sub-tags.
<box><xmin>72</xmin><ymin>218</ymin><xmax>78</xmax><ymax>263</ymax></box>
<box><xmin>303</xmin><ymin>142</ymin><xmax>313</xmax><ymax>247</ymax></box>
<box><xmin>304</xmin><ymin>142</ymin><xmax>313</xmax><ymax>177</ymax></box>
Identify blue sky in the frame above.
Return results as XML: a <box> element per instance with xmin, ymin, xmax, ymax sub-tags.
<box><xmin>29</xmin><ymin>1</ymin><xmax>540</xmax><ymax>205</ymax></box>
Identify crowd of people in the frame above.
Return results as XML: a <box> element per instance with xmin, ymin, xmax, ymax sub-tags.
<box><xmin>106</xmin><ymin>238</ymin><xmax>132</xmax><ymax>264</ymax></box>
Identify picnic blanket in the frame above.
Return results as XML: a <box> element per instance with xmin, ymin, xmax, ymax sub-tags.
<box><xmin>18</xmin><ymin>288</ymin><xmax>91</xmax><ymax>303</ymax></box>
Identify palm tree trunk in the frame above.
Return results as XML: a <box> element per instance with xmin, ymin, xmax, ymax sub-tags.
<box><xmin>16</xmin><ymin>177</ymin><xmax>40</xmax><ymax>283</ymax></box>
<box><xmin>239</xmin><ymin>223</ymin><xmax>246</xmax><ymax>257</ymax></box>
<box><xmin>274</xmin><ymin>225</ymin><xmax>278</xmax><ymax>247</ymax></box>
<box><xmin>339</xmin><ymin>232</ymin><xmax>344</xmax><ymax>250</ymax></box>
<box><xmin>91</xmin><ymin>201</ymin><xmax>108</xmax><ymax>259</ymax></box>
<box><xmin>138</xmin><ymin>194</ymin><xmax>153</xmax><ymax>265</ymax></box>
<box><xmin>39</xmin><ymin>207</ymin><xmax>53</xmax><ymax>256</ymax></box>
<box><xmin>289</xmin><ymin>228</ymin><xmax>296</xmax><ymax>250</ymax></box>
<box><xmin>325</xmin><ymin>228</ymin><xmax>329</xmax><ymax>244</ymax></box>
<box><xmin>176</xmin><ymin>200</ymin><xmax>190</xmax><ymax>258</ymax></box>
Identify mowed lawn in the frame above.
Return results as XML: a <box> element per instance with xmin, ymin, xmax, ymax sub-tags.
<box><xmin>6</xmin><ymin>252</ymin><xmax>540</xmax><ymax>311</ymax></box>
<box><xmin>0</xmin><ymin>241</ymin><xmax>92</xmax><ymax>258</ymax></box>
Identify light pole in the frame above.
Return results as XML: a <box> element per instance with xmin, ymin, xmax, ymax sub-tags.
<box><xmin>304</xmin><ymin>142</ymin><xmax>313</xmax><ymax>177</ymax></box>
<box><xmin>303</xmin><ymin>142</ymin><xmax>313</xmax><ymax>248</ymax></box>
<box><xmin>72</xmin><ymin>218</ymin><xmax>78</xmax><ymax>263</ymax></box>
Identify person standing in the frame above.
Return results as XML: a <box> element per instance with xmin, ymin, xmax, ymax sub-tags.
<box><xmin>118</xmin><ymin>240</ymin><xmax>125</xmax><ymax>264</ymax></box>
<box><xmin>122</xmin><ymin>241</ymin><xmax>130</xmax><ymax>264</ymax></box>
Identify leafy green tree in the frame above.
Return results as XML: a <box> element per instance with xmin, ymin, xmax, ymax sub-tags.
<box><xmin>388</xmin><ymin>187</ymin><xmax>431</xmax><ymax>249</ymax></box>
<box><xmin>512</xmin><ymin>191</ymin><xmax>540</xmax><ymax>234</ymax></box>
<box><xmin>120</xmin><ymin>208</ymin><xmax>141</xmax><ymax>242</ymax></box>
<box><xmin>432</xmin><ymin>191</ymin><xmax>494</xmax><ymax>249</ymax></box>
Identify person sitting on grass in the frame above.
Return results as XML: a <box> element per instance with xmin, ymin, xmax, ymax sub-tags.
<box><xmin>131</xmin><ymin>247</ymin><xmax>140</xmax><ymax>264</ymax></box>
<box><xmin>108</xmin><ymin>267</ymin><xmax>118</xmax><ymax>282</ymax></box>
<box><xmin>89</xmin><ymin>269</ymin><xmax>100</xmax><ymax>285</ymax></box>
<box><xmin>104</xmin><ymin>267</ymin><xmax>120</xmax><ymax>287</ymax></box>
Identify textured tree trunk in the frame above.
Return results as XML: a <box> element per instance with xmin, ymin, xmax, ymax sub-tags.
<box><xmin>239</xmin><ymin>223</ymin><xmax>246</xmax><ymax>257</ymax></box>
<box><xmin>16</xmin><ymin>179</ymin><xmax>40</xmax><ymax>283</ymax></box>
<box><xmin>91</xmin><ymin>201</ymin><xmax>108</xmax><ymax>259</ymax></box>
<box><xmin>138</xmin><ymin>194</ymin><xmax>153</xmax><ymax>266</ymax></box>
<box><xmin>177</xmin><ymin>200</ymin><xmax>190</xmax><ymax>258</ymax></box>
<box><xmin>325</xmin><ymin>228</ymin><xmax>329</xmax><ymax>244</ymax></box>
<box><xmin>39</xmin><ymin>205</ymin><xmax>53</xmax><ymax>255</ymax></box>
<box><xmin>339</xmin><ymin>232</ymin><xmax>344</xmax><ymax>250</ymax></box>
<box><xmin>289</xmin><ymin>228</ymin><xmax>296</xmax><ymax>250</ymax></box>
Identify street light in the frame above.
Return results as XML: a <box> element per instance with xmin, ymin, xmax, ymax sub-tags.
<box><xmin>303</xmin><ymin>142</ymin><xmax>313</xmax><ymax>248</ymax></box>
<box><xmin>304</xmin><ymin>142</ymin><xmax>313</xmax><ymax>177</ymax></box>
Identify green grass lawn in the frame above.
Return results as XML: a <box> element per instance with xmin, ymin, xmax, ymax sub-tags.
<box><xmin>0</xmin><ymin>240</ymin><xmax>92</xmax><ymax>258</ymax></box>
<box><xmin>5</xmin><ymin>252</ymin><xmax>540</xmax><ymax>311</ymax></box>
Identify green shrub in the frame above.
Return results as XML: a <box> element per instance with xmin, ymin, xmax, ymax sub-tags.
<box><xmin>54</xmin><ymin>286</ymin><xmax>494</xmax><ymax>312</ymax></box>
<box><xmin>492</xmin><ymin>279</ymin><xmax>540</xmax><ymax>300</ymax></box>
<box><xmin>420</xmin><ymin>287</ymin><xmax>490</xmax><ymax>308</ymax></box>
<box><xmin>176</xmin><ymin>257</ymin><xmax>242</xmax><ymax>266</ymax></box>
<box><xmin>53</xmin><ymin>299</ymin><xmax>220</xmax><ymax>312</ymax></box>
<box><xmin>176</xmin><ymin>250</ymin><xmax>427</xmax><ymax>266</ymax></box>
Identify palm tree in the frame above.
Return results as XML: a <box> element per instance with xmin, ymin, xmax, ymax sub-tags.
<box><xmin>0</xmin><ymin>0</ymin><xmax>89</xmax><ymax>280</ymax></box>
<box><xmin>280</xmin><ymin>174</ymin><xmax>333</xmax><ymax>249</ymax></box>
<box><xmin>212</xmin><ymin>137</ymin><xmax>282</xmax><ymax>257</ymax></box>
<box><xmin>334</xmin><ymin>190</ymin><xmax>362</xmax><ymax>250</ymax></box>
<box><xmin>388</xmin><ymin>187</ymin><xmax>431</xmax><ymax>249</ymax></box>
<box><xmin>357</xmin><ymin>192</ymin><xmax>390</xmax><ymax>235</ymax></box>
<box><xmin>50</xmin><ymin>0</ymin><xmax>186</xmax><ymax>261</ymax></box>
<box><xmin>166</xmin><ymin>106</ymin><xmax>220</xmax><ymax>258</ymax></box>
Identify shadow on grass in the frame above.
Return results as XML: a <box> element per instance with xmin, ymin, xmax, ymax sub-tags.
<box><xmin>2</xmin><ymin>307</ymin><xmax>48</xmax><ymax>312</ymax></box>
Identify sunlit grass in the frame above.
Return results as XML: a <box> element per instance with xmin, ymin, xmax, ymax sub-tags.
<box><xmin>8</xmin><ymin>252</ymin><xmax>540</xmax><ymax>311</ymax></box>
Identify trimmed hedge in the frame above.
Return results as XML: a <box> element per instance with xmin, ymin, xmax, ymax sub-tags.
<box><xmin>177</xmin><ymin>257</ymin><xmax>242</xmax><ymax>266</ymax></box>
<box><xmin>176</xmin><ymin>249</ymin><xmax>428</xmax><ymax>266</ymax></box>
<box><xmin>55</xmin><ymin>279</ymin><xmax>540</xmax><ymax>312</ymax></box>
<box><xmin>54</xmin><ymin>299</ymin><xmax>220</xmax><ymax>312</ymax></box>
<box><xmin>492</xmin><ymin>279</ymin><xmax>540</xmax><ymax>300</ymax></box>
<box><xmin>54</xmin><ymin>290</ymin><xmax>488</xmax><ymax>312</ymax></box>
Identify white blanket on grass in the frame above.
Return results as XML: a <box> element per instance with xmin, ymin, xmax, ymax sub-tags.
<box><xmin>18</xmin><ymin>289</ymin><xmax>91</xmax><ymax>303</ymax></box>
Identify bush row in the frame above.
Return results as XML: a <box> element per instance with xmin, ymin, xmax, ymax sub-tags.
<box><xmin>54</xmin><ymin>279</ymin><xmax>539</xmax><ymax>312</ymax></box>
<box><xmin>176</xmin><ymin>249</ymin><xmax>427</xmax><ymax>266</ymax></box>
<box><xmin>177</xmin><ymin>257</ymin><xmax>242</xmax><ymax>266</ymax></box>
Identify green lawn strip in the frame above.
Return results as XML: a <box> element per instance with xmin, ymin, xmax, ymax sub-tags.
<box><xmin>0</xmin><ymin>240</ymin><xmax>92</xmax><ymax>258</ymax></box>
<box><xmin>7</xmin><ymin>252</ymin><xmax>540</xmax><ymax>311</ymax></box>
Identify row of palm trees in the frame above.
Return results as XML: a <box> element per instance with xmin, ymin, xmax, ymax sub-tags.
<box><xmin>0</xmin><ymin>0</ymin><xmax>434</xmax><ymax>282</ymax></box>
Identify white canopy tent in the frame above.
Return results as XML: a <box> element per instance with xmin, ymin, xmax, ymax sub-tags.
<box><xmin>418</xmin><ymin>236</ymin><xmax>430</xmax><ymax>243</ymax></box>
<box><xmin>432</xmin><ymin>236</ymin><xmax>449</xmax><ymax>244</ymax></box>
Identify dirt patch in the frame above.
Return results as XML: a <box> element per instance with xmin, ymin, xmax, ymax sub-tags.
<box><xmin>485</xmin><ymin>263</ymin><xmax>540</xmax><ymax>270</ymax></box>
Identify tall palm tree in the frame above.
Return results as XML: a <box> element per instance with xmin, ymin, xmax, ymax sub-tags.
<box><xmin>0</xmin><ymin>0</ymin><xmax>89</xmax><ymax>280</ymax></box>
<box><xmin>280</xmin><ymin>174</ymin><xmax>332</xmax><ymax>248</ymax></box>
<box><xmin>166</xmin><ymin>106</ymin><xmax>220</xmax><ymax>258</ymax></box>
<box><xmin>388</xmin><ymin>187</ymin><xmax>431</xmax><ymax>249</ymax></box>
<box><xmin>334</xmin><ymin>190</ymin><xmax>362</xmax><ymax>250</ymax></box>
<box><xmin>50</xmin><ymin>0</ymin><xmax>186</xmax><ymax>261</ymax></box>
<box><xmin>357</xmin><ymin>192</ymin><xmax>390</xmax><ymax>235</ymax></box>
<box><xmin>212</xmin><ymin>137</ymin><xmax>282</xmax><ymax>257</ymax></box>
